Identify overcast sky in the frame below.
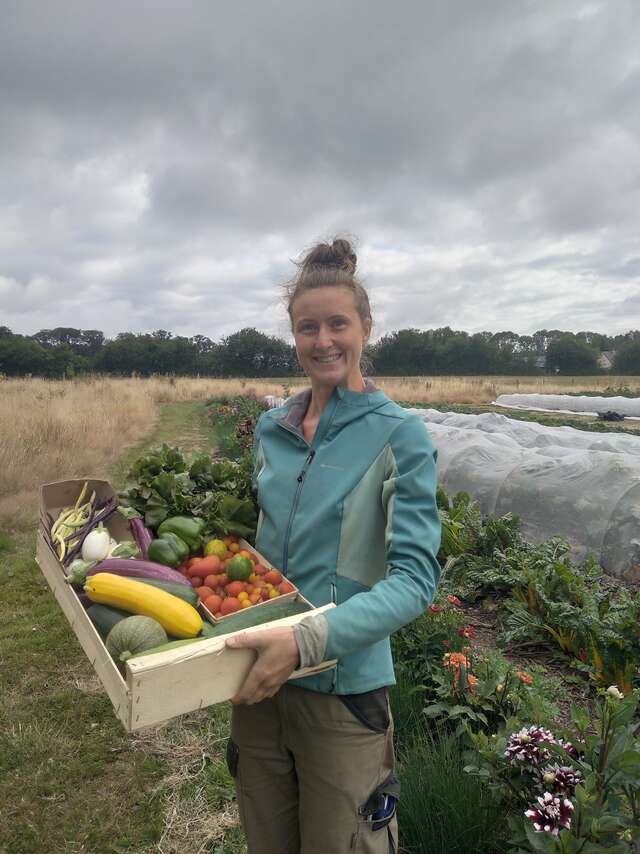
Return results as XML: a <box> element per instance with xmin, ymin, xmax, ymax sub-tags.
<box><xmin>1</xmin><ymin>0</ymin><xmax>639</xmax><ymax>343</ymax></box>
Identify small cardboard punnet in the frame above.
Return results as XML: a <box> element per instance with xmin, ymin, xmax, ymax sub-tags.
<box><xmin>36</xmin><ymin>478</ymin><xmax>336</xmax><ymax>731</ymax></box>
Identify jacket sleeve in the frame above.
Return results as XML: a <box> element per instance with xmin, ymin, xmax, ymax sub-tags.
<box><xmin>315</xmin><ymin>415</ymin><xmax>442</xmax><ymax>662</ymax></box>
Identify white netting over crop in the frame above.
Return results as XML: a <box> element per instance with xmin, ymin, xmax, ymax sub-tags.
<box><xmin>495</xmin><ymin>393</ymin><xmax>640</xmax><ymax>418</ymax></box>
<box><xmin>409</xmin><ymin>408</ymin><xmax>640</xmax><ymax>580</ymax></box>
<box><xmin>263</xmin><ymin>396</ymin><xmax>640</xmax><ymax>579</ymax></box>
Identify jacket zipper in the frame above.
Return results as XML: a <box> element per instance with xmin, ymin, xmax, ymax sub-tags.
<box><xmin>282</xmin><ymin>449</ymin><xmax>316</xmax><ymax>574</ymax></box>
<box><xmin>278</xmin><ymin>393</ymin><xmax>339</xmax><ymax>576</ymax></box>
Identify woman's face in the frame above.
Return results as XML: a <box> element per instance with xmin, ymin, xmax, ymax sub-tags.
<box><xmin>291</xmin><ymin>286</ymin><xmax>371</xmax><ymax>390</ymax></box>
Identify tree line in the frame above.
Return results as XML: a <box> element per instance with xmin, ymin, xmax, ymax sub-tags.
<box><xmin>1</xmin><ymin>324</ymin><xmax>640</xmax><ymax>378</ymax></box>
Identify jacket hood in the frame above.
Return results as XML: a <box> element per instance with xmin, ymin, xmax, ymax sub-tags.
<box><xmin>275</xmin><ymin>380</ymin><xmax>392</xmax><ymax>440</ymax></box>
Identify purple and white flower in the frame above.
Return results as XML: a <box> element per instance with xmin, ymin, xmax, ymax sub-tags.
<box><xmin>505</xmin><ymin>726</ymin><xmax>556</xmax><ymax>768</ymax></box>
<box><xmin>525</xmin><ymin>792</ymin><xmax>574</xmax><ymax>835</ymax></box>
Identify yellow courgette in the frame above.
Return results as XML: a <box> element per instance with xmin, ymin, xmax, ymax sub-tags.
<box><xmin>85</xmin><ymin>572</ymin><xmax>203</xmax><ymax>638</ymax></box>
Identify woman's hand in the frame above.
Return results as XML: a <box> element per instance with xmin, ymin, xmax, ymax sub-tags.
<box><xmin>225</xmin><ymin>626</ymin><xmax>300</xmax><ymax>705</ymax></box>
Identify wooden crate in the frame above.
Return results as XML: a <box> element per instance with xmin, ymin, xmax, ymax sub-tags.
<box><xmin>36</xmin><ymin>478</ymin><xmax>336</xmax><ymax>731</ymax></box>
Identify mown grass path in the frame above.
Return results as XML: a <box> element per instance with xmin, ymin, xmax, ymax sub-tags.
<box><xmin>0</xmin><ymin>400</ymin><xmax>247</xmax><ymax>854</ymax></box>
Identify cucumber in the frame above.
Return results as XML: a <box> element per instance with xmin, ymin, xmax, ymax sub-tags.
<box><xmin>87</xmin><ymin>603</ymin><xmax>130</xmax><ymax>638</ymax></box>
<box><xmin>134</xmin><ymin>577</ymin><xmax>199</xmax><ymax>606</ymax></box>
<box><xmin>200</xmin><ymin>598</ymin><xmax>312</xmax><ymax>639</ymax></box>
<box><xmin>131</xmin><ymin>637</ymin><xmax>208</xmax><ymax>658</ymax></box>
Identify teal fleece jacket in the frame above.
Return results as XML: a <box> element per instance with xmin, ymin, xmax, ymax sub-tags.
<box><xmin>252</xmin><ymin>382</ymin><xmax>441</xmax><ymax>695</ymax></box>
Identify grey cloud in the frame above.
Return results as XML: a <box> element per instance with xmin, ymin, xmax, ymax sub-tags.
<box><xmin>1</xmin><ymin>0</ymin><xmax>639</xmax><ymax>340</ymax></box>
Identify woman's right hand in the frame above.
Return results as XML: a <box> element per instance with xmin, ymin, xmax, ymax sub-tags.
<box><xmin>226</xmin><ymin>626</ymin><xmax>300</xmax><ymax>704</ymax></box>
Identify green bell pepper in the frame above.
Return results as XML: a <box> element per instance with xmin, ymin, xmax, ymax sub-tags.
<box><xmin>157</xmin><ymin>515</ymin><xmax>205</xmax><ymax>553</ymax></box>
<box><xmin>148</xmin><ymin>531</ymin><xmax>189</xmax><ymax>568</ymax></box>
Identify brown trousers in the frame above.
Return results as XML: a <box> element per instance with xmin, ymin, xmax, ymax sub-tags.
<box><xmin>228</xmin><ymin>683</ymin><xmax>398</xmax><ymax>853</ymax></box>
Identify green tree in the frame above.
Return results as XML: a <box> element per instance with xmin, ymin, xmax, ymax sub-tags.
<box><xmin>0</xmin><ymin>335</ymin><xmax>50</xmax><ymax>375</ymax></box>
<box><xmin>545</xmin><ymin>335</ymin><xmax>599</xmax><ymax>374</ymax></box>
<box><xmin>613</xmin><ymin>339</ymin><xmax>640</xmax><ymax>374</ymax></box>
<box><xmin>218</xmin><ymin>328</ymin><xmax>296</xmax><ymax>376</ymax></box>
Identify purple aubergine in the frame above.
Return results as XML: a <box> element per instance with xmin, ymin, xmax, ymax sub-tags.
<box><xmin>85</xmin><ymin>559</ymin><xmax>191</xmax><ymax>586</ymax></box>
<box><xmin>76</xmin><ymin>592</ymin><xmax>92</xmax><ymax>609</ymax></box>
<box><xmin>129</xmin><ymin>517</ymin><xmax>153</xmax><ymax>560</ymax></box>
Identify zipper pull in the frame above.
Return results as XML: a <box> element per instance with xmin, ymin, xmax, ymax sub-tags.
<box><xmin>296</xmin><ymin>450</ymin><xmax>316</xmax><ymax>482</ymax></box>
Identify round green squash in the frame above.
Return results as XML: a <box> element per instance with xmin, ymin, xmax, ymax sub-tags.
<box><xmin>106</xmin><ymin>615</ymin><xmax>168</xmax><ymax>663</ymax></box>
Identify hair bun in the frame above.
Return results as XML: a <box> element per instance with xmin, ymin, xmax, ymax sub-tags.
<box><xmin>331</xmin><ymin>238</ymin><xmax>357</xmax><ymax>275</ymax></box>
<box><xmin>300</xmin><ymin>238</ymin><xmax>357</xmax><ymax>276</ymax></box>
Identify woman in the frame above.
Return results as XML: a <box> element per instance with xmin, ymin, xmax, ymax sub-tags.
<box><xmin>225</xmin><ymin>238</ymin><xmax>441</xmax><ymax>853</ymax></box>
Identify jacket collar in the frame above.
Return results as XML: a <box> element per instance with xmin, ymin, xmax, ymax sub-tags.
<box><xmin>277</xmin><ymin>379</ymin><xmax>386</xmax><ymax>438</ymax></box>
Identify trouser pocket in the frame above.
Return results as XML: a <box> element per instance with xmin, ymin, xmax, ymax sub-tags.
<box><xmin>354</xmin><ymin>772</ymin><xmax>400</xmax><ymax>853</ymax></box>
<box><xmin>338</xmin><ymin>686</ymin><xmax>391</xmax><ymax>732</ymax></box>
<box><xmin>225</xmin><ymin>737</ymin><xmax>239</xmax><ymax>778</ymax></box>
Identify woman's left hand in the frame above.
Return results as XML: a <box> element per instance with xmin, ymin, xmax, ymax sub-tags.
<box><xmin>225</xmin><ymin>626</ymin><xmax>300</xmax><ymax>705</ymax></box>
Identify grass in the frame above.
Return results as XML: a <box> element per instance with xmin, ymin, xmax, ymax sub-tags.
<box><xmin>0</xmin><ymin>397</ymin><xmax>247</xmax><ymax>854</ymax></box>
<box><xmin>395</xmin><ymin>723</ymin><xmax>506</xmax><ymax>854</ymax></box>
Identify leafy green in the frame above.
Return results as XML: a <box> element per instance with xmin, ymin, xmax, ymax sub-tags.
<box><xmin>119</xmin><ymin>444</ymin><xmax>257</xmax><ymax>539</ymax></box>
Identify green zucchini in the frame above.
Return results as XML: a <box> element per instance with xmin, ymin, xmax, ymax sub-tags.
<box><xmin>87</xmin><ymin>603</ymin><xmax>130</xmax><ymax>638</ymax></box>
<box><xmin>134</xmin><ymin>577</ymin><xmax>199</xmax><ymax>606</ymax></box>
<box><xmin>200</xmin><ymin>598</ymin><xmax>312</xmax><ymax>639</ymax></box>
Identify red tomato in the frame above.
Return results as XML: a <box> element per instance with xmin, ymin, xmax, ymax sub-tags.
<box><xmin>190</xmin><ymin>576</ymin><xmax>202</xmax><ymax>588</ymax></box>
<box><xmin>195</xmin><ymin>586</ymin><xmax>211</xmax><ymax>602</ymax></box>
<box><xmin>278</xmin><ymin>581</ymin><xmax>296</xmax><ymax>595</ymax></box>
<box><xmin>221</xmin><ymin>597</ymin><xmax>242</xmax><ymax>615</ymax></box>
<box><xmin>253</xmin><ymin>563</ymin><xmax>268</xmax><ymax>576</ymax></box>
<box><xmin>226</xmin><ymin>580</ymin><xmax>245</xmax><ymax>598</ymax></box>
<box><xmin>264</xmin><ymin>570</ymin><xmax>283</xmax><ymax>586</ymax></box>
<box><xmin>187</xmin><ymin>562</ymin><xmax>205</xmax><ymax>578</ymax></box>
<box><xmin>260</xmin><ymin>588</ymin><xmax>270</xmax><ymax>601</ymax></box>
<box><xmin>217</xmin><ymin>573</ymin><xmax>229</xmax><ymax>588</ymax></box>
<box><xmin>204</xmin><ymin>594</ymin><xmax>223</xmax><ymax>613</ymax></box>
<box><xmin>203</xmin><ymin>574</ymin><xmax>219</xmax><ymax>589</ymax></box>
<box><xmin>196</xmin><ymin>555</ymin><xmax>222</xmax><ymax>575</ymax></box>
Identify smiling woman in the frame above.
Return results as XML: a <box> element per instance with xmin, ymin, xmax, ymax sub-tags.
<box><xmin>223</xmin><ymin>237</ymin><xmax>442</xmax><ymax>853</ymax></box>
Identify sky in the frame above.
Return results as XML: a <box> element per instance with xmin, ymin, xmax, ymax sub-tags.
<box><xmin>1</xmin><ymin>0</ymin><xmax>639</xmax><ymax>344</ymax></box>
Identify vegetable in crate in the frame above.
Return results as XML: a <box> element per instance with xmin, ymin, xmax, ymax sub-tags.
<box><xmin>117</xmin><ymin>506</ymin><xmax>153</xmax><ymax>560</ymax></box>
<box><xmin>147</xmin><ymin>531</ymin><xmax>189</xmax><ymax>568</ymax></box>
<box><xmin>81</xmin><ymin>523</ymin><xmax>111</xmax><ymax>562</ymax></box>
<box><xmin>118</xmin><ymin>445</ymin><xmax>257</xmax><ymax>536</ymax></box>
<box><xmin>106</xmin><ymin>616</ymin><xmax>168</xmax><ymax>663</ymax></box>
<box><xmin>87</xmin><ymin>603</ymin><xmax>130</xmax><ymax>638</ymax></box>
<box><xmin>84</xmin><ymin>572</ymin><xmax>203</xmax><ymax>638</ymax></box>
<box><xmin>227</xmin><ymin>554</ymin><xmax>253</xmax><ymax>582</ymax></box>
<box><xmin>50</xmin><ymin>483</ymin><xmax>119</xmax><ymax>566</ymax></box>
<box><xmin>157</xmin><ymin>516</ymin><xmax>205</xmax><ymax>553</ymax></box>
<box><xmin>134</xmin><ymin>577</ymin><xmax>199</xmax><ymax>605</ymax></box>
<box><xmin>65</xmin><ymin>541</ymin><xmax>142</xmax><ymax>586</ymax></box>
<box><xmin>84</xmin><ymin>558</ymin><xmax>191</xmax><ymax>585</ymax></box>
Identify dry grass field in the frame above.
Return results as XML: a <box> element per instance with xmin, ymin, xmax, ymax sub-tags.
<box><xmin>1</xmin><ymin>373</ymin><xmax>639</xmax><ymax>520</ymax></box>
<box><xmin>375</xmin><ymin>373</ymin><xmax>640</xmax><ymax>404</ymax></box>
